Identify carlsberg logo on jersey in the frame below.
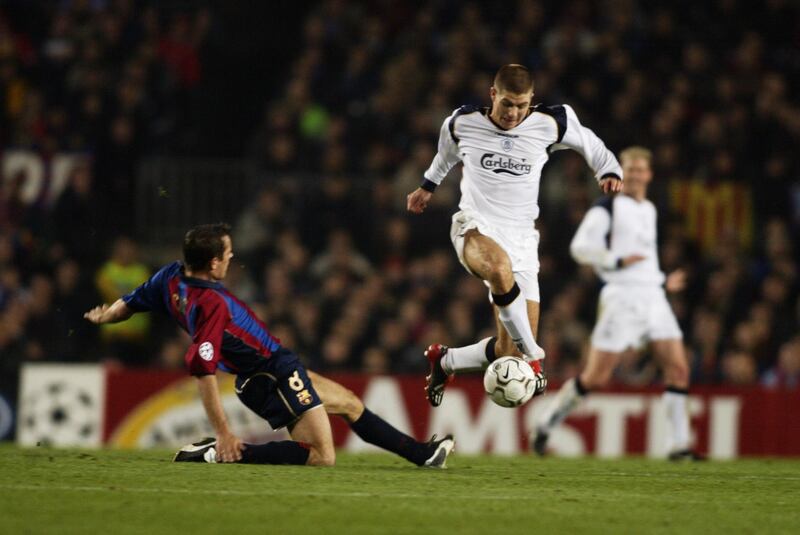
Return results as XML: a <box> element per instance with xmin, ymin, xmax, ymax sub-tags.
<box><xmin>480</xmin><ymin>153</ymin><xmax>532</xmax><ymax>176</ymax></box>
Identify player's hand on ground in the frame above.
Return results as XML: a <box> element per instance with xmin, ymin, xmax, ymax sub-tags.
<box><xmin>599</xmin><ymin>177</ymin><xmax>623</xmax><ymax>194</ymax></box>
<box><xmin>216</xmin><ymin>431</ymin><xmax>245</xmax><ymax>462</ymax></box>
<box><xmin>407</xmin><ymin>188</ymin><xmax>433</xmax><ymax>214</ymax></box>
<box><xmin>620</xmin><ymin>254</ymin><xmax>646</xmax><ymax>267</ymax></box>
<box><xmin>83</xmin><ymin>304</ymin><xmax>110</xmax><ymax>324</ymax></box>
<box><xmin>665</xmin><ymin>268</ymin><xmax>687</xmax><ymax>293</ymax></box>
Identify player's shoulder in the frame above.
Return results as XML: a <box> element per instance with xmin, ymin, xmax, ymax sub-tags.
<box><xmin>449</xmin><ymin>104</ymin><xmax>484</xmax><ymax>118</ymax></box>
<box><xmin>446</xmin><ymin>104</ymin><xmax>486</xmax><ymax>141</ymax></box>
<box><xmin>530</xmin><ymin>103</ymin><xmax>571</xmax><ymax>142</ymax></box>
<box><xmin>447</xmin><ymin>104</ymin><xmax>485</xmax><ymax>127</ymax></box>
<box><xmin>151</xmin><ymin>260</ymin><xmax>182</xmax><ymax>283</ymax></box>
<box><xmin>160</xmin><ymin>260</ymin><xmax>183</xmax><ymax>275</ymax></box>
<box><xmin>532</xmin><ymin>102</ymin><xmax>570</xmax><ymax>116</ymax></box>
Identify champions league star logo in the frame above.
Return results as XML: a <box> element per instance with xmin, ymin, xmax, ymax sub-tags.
<box><xmin>501</xmin><ymin>138</ymin><xmax>514</xmax><ymax>152</ymax></box>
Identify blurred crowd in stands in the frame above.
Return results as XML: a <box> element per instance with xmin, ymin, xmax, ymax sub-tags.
<box><xmin>2</xmin><ymin>0</ymin><xmax>800</xmax><ymax>399</ymax></box>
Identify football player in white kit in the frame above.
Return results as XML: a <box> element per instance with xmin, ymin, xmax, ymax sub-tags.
<box><xmin>406</xmin><ymin>64</ymin><xmax>623</xmax><ymax>406</ymax></box>
<box><xmin>533</xmin><ymin>146</ymin><xmax>702</xmax><ymax>460</ymax></box>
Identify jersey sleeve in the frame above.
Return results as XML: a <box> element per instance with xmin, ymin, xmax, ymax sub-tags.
<box><xmin>551</xmin><ymin>105</ymin><xmax>623</xmax><ymax>182</ymax></box>
<box><xmin>421</xmin><ymin>109</ymin><xmax>463</xmax><ymax>191</ymax></box>
<box><xmin>121</xmin><ymin>262</ymin><xmax>173</xmax><ymax>313</ymax></box>
<box><xmin>184</xmin><ymin>297</ymin><xmax>230</xmax><ymax>376</ymax></box>
<box><xmin>570</xmin><ymin>206</ymin><xmax>618</xmax><ymax>269</ymax></box>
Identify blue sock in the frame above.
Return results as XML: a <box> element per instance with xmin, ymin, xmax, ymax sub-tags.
<box><xmin>239</xmin><ymin>441</ymin><xmax>310</xmax><ymax>465</ymax></box>
<box><xmin>350</xmin><ymin>409</ymin><xmax>430</xmax><ymax>466</ymax></box>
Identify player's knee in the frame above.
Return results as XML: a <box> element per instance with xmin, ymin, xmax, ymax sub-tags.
<box><xmin>486</xmin><ymin>261</ymin><xmax>514</xmax><ymax>289</ymax></box>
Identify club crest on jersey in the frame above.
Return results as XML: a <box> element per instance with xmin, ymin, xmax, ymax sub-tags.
<box><xmin>480</xmin><ymin>153</ymin><xmax>532</xmax><ymax>176</ymax></box>
<box><xmin>296</xmin><ymin>389</ymin><xmax>313</xmax><ymax>406</ymax></box>
<box><xmin>501</xmin><ymin>138</ymin><xmax>514</xmax><ymax>152</ymax></box>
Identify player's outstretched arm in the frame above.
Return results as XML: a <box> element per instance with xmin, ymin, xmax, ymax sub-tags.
<box><xmin>409</xmin><ymin>109</ymin><xmax>462</xmax><ymax>214</ymax></box>
<box><xmin>83</xmin><ymin>298</ymin><xmax>135</xmax><ymax>324</ymax></box>
<box><xmin>196</xmin><ymin>374</ymin><xmax>244</xmax><ymax>462</ymax></box>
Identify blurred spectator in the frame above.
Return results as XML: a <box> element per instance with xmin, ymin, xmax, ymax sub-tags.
<box><xmin>762</xmin><ymin>337</ymin><xmax>800</xmax><ymax>390</ymax></box>
<box><xmin>309</xmin><ymin>229</ymin><xmax>372</xmax><ymax>281</ymax></box>
<box><xmin>49</xmin><ymin>258</ymin><xmax>100</xmax><ymax>361</ymax></box>
<box><xmin>233</xmin><ymin>189</ymin><xmax>285</xmax><ymax>278</ymax></box>
<box><xmin>95</xmin><ymin>237</ymin><xmax>150</xmax><ymax>364</ymax></box>
<box><xmin>51</xmin><ymin>164</ymin><xmax>106</xmax><ymax>263</ymax></box>
<box><xmin>720</xmin><ymin>350</ymin><xmax>758</xmax><ymax>385</ymax></box>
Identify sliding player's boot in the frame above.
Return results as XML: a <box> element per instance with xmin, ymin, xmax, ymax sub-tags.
<box><xmin>422</xmin><ymin>434</ymin><xmax>456</xmax><ymax>468</ymax></box>
<box><xmin>424</xmin><ymin>344</ymin><xmax>452</xmax><ymax>407</ymax></box>
<box><xmin>532</xmin><ymin>428</ymin><xmax>550</xmax><ymax>456</ymax></box>
<box><xmin>173</xmin><ymin>437</ymin><xmax>217</xmax><ymax>463</ymax></box>
<box><xmin>667</xmin><ymin>449</ymin><xmax>706</xmax><ymax>462</ymax></box>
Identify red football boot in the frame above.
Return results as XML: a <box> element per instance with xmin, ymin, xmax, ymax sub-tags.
<box><xmin>424</xmin><ymin>344</ymin><xmax>453</xmax><ymax>407</ymax></box>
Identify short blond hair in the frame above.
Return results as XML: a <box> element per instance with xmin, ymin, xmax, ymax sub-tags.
<box><xmin>619</xmin><ymin>146</ymin><xmax>652</xmax><ymax>165</ymax></box>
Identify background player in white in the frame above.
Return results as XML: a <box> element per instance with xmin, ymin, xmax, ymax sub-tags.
<box><xmin>533</xmin><ymin>146</ymin><xmax>702</xmax><ymax>460</ymax></box>
<box><xmin>407</xmin><ymin>64</ymin><xmax>623</xmax><ymax>406</ymax></box>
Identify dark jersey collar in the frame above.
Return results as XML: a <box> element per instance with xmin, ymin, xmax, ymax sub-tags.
<box><xmin>178</xmin><ymin>263</ymin><xmax>224</xmax><ymax>289</ymax></box>
<box><xmin>483</xmin><ymin>105</ymin><xmax>535</xmax><ymax>131</ymax></box>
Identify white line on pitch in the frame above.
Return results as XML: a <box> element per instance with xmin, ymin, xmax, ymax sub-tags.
<box><xmin>0</xmin><ymin>483</ymin><xmax>520</xmax><ymax>500</ymax></box>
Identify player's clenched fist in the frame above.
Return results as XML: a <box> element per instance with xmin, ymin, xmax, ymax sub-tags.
<box><xmin>407</xmin><ymin>188</ymin><xmax>432</xmax><ymax>214</ymax></box>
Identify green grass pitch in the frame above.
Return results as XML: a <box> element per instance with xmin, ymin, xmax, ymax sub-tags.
<box><xmin>1</xmin><ymin>444</ymin><xmax>798</xmax><ymax>534</ymax></box>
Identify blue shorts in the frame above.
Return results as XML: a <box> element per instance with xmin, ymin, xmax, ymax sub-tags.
<box><xmin>234</xmin><ymin>348</ymin><xmax>322</xmax><ymax>430</ymax></box>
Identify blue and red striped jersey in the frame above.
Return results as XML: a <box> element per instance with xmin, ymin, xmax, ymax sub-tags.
<box><xmin>122</xmin><ymin>261</ymin><xmax>281</xmax><ymax>376</ymax></box>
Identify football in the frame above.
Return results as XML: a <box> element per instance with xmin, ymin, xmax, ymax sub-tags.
<box><xmin>483</xmin><ymin>356</ymin><xmax>537</xmax><ymax>407</ymax></box>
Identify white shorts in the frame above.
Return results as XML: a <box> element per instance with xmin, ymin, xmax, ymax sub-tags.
<box><xmin>450</xmin><ymin>209</ymin><xmax>540</xmax><ymax>302</ymax></box>
<box><xmin>591</xmin><ymin>284</ymin><xmax>683</xmax><ymax>352</ymax></box>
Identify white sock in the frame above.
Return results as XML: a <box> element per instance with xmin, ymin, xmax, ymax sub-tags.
<box><xmin>663</xmin><ymin>388</ymin><xmax>690</xmax><ymax>452</ymax></box>
<box><xmin>494</xmin><ymin>284</ymin><xmax>544</xmax><ymax>361</ymax></box>
<box><xmin>537</xmin><ymin>378</ymin><xmax>586</xmax><ymax>434</ymax></box>
<box><xmin>442</xmin><ymin>337</ymin><xmax>492</xmax><ymax>374</ymax></box>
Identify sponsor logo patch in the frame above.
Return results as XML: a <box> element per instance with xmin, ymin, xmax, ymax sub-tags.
<box><xmin>480</xmin><ymin>153</ymin><xmax>532</xmax><ymax>176</ymax></box>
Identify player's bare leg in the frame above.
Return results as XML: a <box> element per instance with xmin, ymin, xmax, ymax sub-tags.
<box><xmin>463</xmin><ymin>230</ymin><xmax>544</xmax><ymax>362</ymax></box>
<box><xmin>307</xmin><ymin>371</ymin><xmax>363</xmax><ymax>422</ymax></box>
<box><xmin>533</xmin><ymin>347</ymin><xmax>622</xmax><ymax>455</ymax></box>
<box><xmin>427</xmin><ymin>230</ymin><xmax>545</xmax><ymax>406</ymax></box>
<box><xmin>288</xmin><ymin>405</ymin><xmax>336</xmax><ymax>466</ymax></box>
<box><xmin>651</xmin><ymin>339</ymin><xmax>702</xmax><ymax>460</ymax></box>
<box><xmin>308</xmin><ymin>371</ymin><xmax>455</xmax><ymax>467</ymax></box>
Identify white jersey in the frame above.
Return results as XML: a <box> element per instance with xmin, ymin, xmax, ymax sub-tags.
<box><xmin>423</xmin><ymin>104</ymin><xmax>622</xmax><ymax>227</ymax></box>
<box><xmin>570</xmin><ymin>194</ymin><xmax>665</xmax><ymax>286</ymax></box>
